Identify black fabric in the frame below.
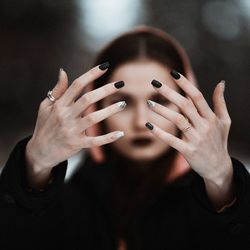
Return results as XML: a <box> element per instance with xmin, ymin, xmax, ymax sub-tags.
<box><xmin>0</xmin><ymin>136</ymin><xmax>250</xmax><ymax>250</ymax></box>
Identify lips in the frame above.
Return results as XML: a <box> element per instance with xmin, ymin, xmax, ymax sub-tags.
<box><xmin>131</xmin><ymin>137</ymin><xmax>153</xmax><ymax>147</ymax></box>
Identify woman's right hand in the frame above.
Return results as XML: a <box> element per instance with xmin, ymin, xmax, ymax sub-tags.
<box><xmin>25</xmin><ymin>63</ymin><xmax>126</xmax><ymax>188</ymax></box>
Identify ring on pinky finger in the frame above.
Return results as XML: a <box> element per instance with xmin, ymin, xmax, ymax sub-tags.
<box><xmin>145</xmin><ymin>122</ymin><xmax>186</xmax><ymax>153</ymax></box>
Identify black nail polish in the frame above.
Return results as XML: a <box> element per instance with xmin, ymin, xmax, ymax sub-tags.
<box><xmin>114</xmin><ymin>81</ymin><xmax>125</xmax><ymax>89</ymax></box>
<box><xmin>151</xmin><ymin>79</ymin><xmax>162</xmax><ymax>88</ymax></box>
<box><xmin>145</xmin><ymin>122</ymin><xmax>154</xmax><ymax>130</ymax></box>
<box><xmin>99</xmin><ymin>62</ymin><xmax>110</xmax><ymax>70</ymax></box>
<box><xmin>170</xmin><ymin>69</ymin><xmax>181</xmax><ymax>79</ymax></box>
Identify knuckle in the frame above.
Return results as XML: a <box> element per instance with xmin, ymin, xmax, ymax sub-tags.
<box><xmin>222</xmin><ymin>118</ymin><xmax>231</xmax><ymax>127</ymax></box>
<box><xmin>192</xmin><ymin>92</ymin><xmax>203</xmax><ymax>103</ymax></box>
<box><xmin>208</xmin><ymin>113</ymin><xmax>218</xmax><ymax>124</ymax></box>
<box><xmin>53</xmin><ymin>105</ymin><xmax>65</xmax><ymax>124</ymax></box>
<box><xmin>85</xmin><ymin>114</ymin><xmax>96</xmax><ymax>125</ymax></box>
<box><xmin>195</xmin><ymin>135</ymin><xmax>203</xmax><ymax>146</ymax></box>
<box><xmin>52</xmin><ymin>102</ymin><xmax>62</xmax><ymax>114</ymax></box>
<box><xmin>175</xmin><ymin>114</ymin><xmax>185</xmax><ymax>125</ymax></box>
<box><xmin>61</xmin><ymin>127</ymin><xmax>71</xmax><ymax>139</ymax></box>
<box><xmin>86</xmin><ymin>138</ymin><xmax>95</xmax><ymax>147</ymax></box>
<box><xmin>81</xmin><ymin>93</ymin><xmax>92</xmax><ymax>104</ymax></box>
<box><xmin>72</xmin><ymin>79</ymin><xmax>82</xmax><ymax>89</ymax></box>
<box><xmin>52</xmin><ymin>102</ymin><xmax>61</xmax><ymax>113</ymax></box>
<box><xmin>202</xmin><ymin>123</ymin><xmax>210</xmax><ymax>134</ymax></box>
<box><xmin>210</xmin><ymin>114</ymin><xmax>217</xmax><ymax>122</ymax></box>
<box><xmin>188</xmin><ymin>146</ymin><xmax>197</xmax><ymax>158</ymax></box>
<box><xmin>180</xmin><ymin>99</ymin><xmax>190</xmax><ymax>110</ymax></box>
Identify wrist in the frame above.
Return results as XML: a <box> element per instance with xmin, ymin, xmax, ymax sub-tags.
<box><xmin>25</xmin><ymin>138</ymin><xmax>53</xmax><ymax>174</ymax></box>
<box><xmin>203</xmin><ymin>156</ymin><xmax>236</xmax><ymax>210</ymax></box>
<box><xmin>204</xmin><ymin>156</ymin><xmax>233</xmax><ymax>187</ymax></box>
<box><xmin>25</xmin><ymin>140</ymin><xmax>53</xmax><ymax>190</ymax></box>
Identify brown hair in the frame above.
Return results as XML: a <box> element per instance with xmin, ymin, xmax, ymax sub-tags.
<box><xmin>93</xmin><ymin>29</ymin><xmax>185</xmax><ymax>94</ymax></box>
<box><xmin>85</xmin><ymin>26</ymin><xmax>195</xmax><ymax>248</ymax></box>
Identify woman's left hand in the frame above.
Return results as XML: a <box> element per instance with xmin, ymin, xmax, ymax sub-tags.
<box><xmin>147</xmin><ymin>70</ymin><xmax>233</xmax><ymax>187</ymax></box>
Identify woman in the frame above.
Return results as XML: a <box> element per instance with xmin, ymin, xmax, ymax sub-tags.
<box><xmin>0</xmin><ymin>25</ymin><xmax>250</xmax><ymax>250</ymax></box>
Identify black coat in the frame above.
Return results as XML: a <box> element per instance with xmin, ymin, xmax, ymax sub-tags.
<box><xmin>0</xmin><ymin>136</ymin><xmax>250</xmax><ymax>250</ymax></box>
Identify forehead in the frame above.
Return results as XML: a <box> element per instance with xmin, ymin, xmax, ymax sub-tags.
<box><xmin>109</xmin><ymin>60</ymin><xmax>179</xmax><ymax>97</ymax></box>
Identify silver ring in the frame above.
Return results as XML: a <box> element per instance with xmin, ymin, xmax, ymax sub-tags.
<box><xmin>182</xmin><ymin>125</ymin><xmax>192</xmax><ymax>133</ymax></box>
<box><xmin>47</xmin><ymin>90</ymin><xmax>56</xmax><ymax>102</ymax></box>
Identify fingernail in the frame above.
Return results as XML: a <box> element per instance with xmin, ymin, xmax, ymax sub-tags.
<box><xmin>147</xmin><ymin>100</ymin><xmax>156</xmax><ymax>108</ymax></box>
<box><xmin>113</xmin><ymin>131</ymin><xmax>124</xmax><ymax>139</ymax></box>
<box><xmin>151</xmin><ymin>79</ymin><xmax>162</xmax><ymax>88</ymax></box>
<box><xmin>220</xmin><ymin>80</ymin><xmax>225</xmax><ymax>93</ymax></box>
<box><xmin>58</xmin><ymin>68</ymin><xmax>64</xmax><ymax>79</ymax></box>
<box><xmin>99</xmin><ymin>62</ymin><xmax>110</xmax><ymax>70</ymax></box>
<box><xmin>170</xmin><ymin>69</ymin><xmax>181</xmax><ymax>79</ymax></box>
<box><xmin>117</xmin><ymin>101</ymin><xmax>127</xmax><ymax>109</ymax></box>
<box><xmin>114</xmin><ymin>81</ymin><xmax>125</xmax><ymax>89</ymax></box>
<box><xmin>145</xmin><ymin>122</ymin><xmax>154</xmax><ymax>130</ymax></box>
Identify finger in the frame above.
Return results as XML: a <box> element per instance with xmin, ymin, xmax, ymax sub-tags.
<box><xmin>212</xmin><ymin>80</ymin><xmax>231</xmax><ymax>122</ymax></box>
<box><xmin>80</xmin><ymin>101</ymin><xmax>126</xmax><ymax>131</ymax></box>
<box><xmin>41</xmin><ymin>68</ymin><xmax>69</xmax><ymax>107</ymax></box>
<box><xmin>60</xmin><ymin>62</ymin><xmax>110</xmax><ymax>105</ymax></box>
<box><xmin>147</xmin><ymin>100</ymin><xmax>196</xmax><ymax>139</ymax></box>
<box><xmin>151</xmin><ymin>79</ymin><xmax>202</xmax><ymax>127</ymax></box>
<box><xmin>72</xmin><ymin>80</ymin><xmax>125</xmax><ymax>117</ymax></box>
<box><xmin>145</xmin><ymin>122</ymin><xmax>187</xmax><ymax>154</ymax></box>
<box><xmin>84</xmin><ymin>131</ymin><xmax>125</xmax><ymax>148</ymax></box>
<box><xmin>170</xmin><ymin>70</ymin><xmax>215</xmax><ymax>119</ymax></box>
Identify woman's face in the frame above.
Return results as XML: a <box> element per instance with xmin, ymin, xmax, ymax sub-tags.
<box><xmin>101</xmin><ymin>59</ymin><xmax>181</xmax><ymax>162</ymax></box>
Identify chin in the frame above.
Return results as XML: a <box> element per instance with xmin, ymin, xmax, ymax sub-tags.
<box><xmin>122</xmin><ymin>148</ymin><xmax>167</xmax><ymax>162</ymax></box>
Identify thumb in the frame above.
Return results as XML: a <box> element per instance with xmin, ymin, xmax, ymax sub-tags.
<box><xmin>212</xmin><ymin>80</ymin><xmax>230</xmax><ymax>121</ymax></box>
<box><xmin>52</xmin><ymin>68</ymin><xmax>68</xmax><ymax>99</ymax></box>
<box><xmin>44</xmin><ymin>68</ymin><xmax>68</xmax><ymax>106</ymax></box>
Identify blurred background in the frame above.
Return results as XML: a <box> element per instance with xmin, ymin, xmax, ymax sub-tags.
<box><xmin>0</xmin><ymin>0</ymin><xmax>249</xmax><ymax>173</ymax></box>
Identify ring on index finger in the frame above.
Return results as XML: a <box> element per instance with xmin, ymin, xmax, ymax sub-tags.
<box><xmin>47</xmin><ymin>90</ymin><xmax>56</xmax><ymax>102</ymax></box>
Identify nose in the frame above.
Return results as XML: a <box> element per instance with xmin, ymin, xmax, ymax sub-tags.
<box><xmin>133</xmin><ymin>102</ymin><xmax>149</xmax><ymax>130</ymax></box>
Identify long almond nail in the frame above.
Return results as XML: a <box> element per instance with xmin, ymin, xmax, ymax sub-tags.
<box><xmin>58</xmin><ymin>68</ymin><xmax>64</xmax><ymax>79</ymax></box>
<box><xmin>117</xmin><ymin>101</ymin><xmax>127</xmax><ymax>109</ymax></box>
<box><xmin>170</xmin><ymin>69</ymin><xmax>181</xmax><ymax>79</ymax></box>
<box><xmin>220</xmin><ymin>80</ymin><xmax>225</xmax><ymax>93</ymax></box>
<box><xmin>151</xmin><ymin>79</ymin><xmax>162</xmax><ymax>88</ymax></box>
<box><xmin>114</xmin><ymin>81</ymin><xmax>125</xmax><ymax>89</ymax></box>
<box><xmin>99</xmin><ymin>62</ymin><xmax>110</xmax><ymax>70</ymax></box>
<box><xmin>145</xmin><ymin>122</ymin><xmax>154</xmax><ymax>130</ymax></box>
<box><xmin>113</xmin><ymin>131</ymin><xmax>124</xmax><ymax>139</ymax></box>
<box><xmin>147</xmin><ymin>100</ymin><xmax>156</xmax><ymax>108</ymax></box>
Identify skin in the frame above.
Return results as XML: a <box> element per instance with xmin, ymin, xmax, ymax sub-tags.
<box><xmin>26</xmin><ymin>59</ymin><xmax>235</xmax><ymax>211</ymax></box>
<box><xmin>101</xmin><ymin>59</ymin><xmax>180</xmax><ymax>162</ymax></box>
<box><xmin>144</xmin><ymin>66</ymin><xmax>235</xmax><ymax>211</ymax></box>
<box><xmin>25</xmin><ymin>65</ymin><xmax>127</xmax><ymax>189</ymax></box>
<box><xmin>103</xmin><ymin>59</ymin><xmax>235</xmax><ymax>212</ymax></box>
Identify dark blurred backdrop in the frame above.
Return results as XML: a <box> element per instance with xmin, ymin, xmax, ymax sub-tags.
<box><xmin>0</xmin><ymin>0</ymin><xmax>249</xmax><ymax>170</ymax></box>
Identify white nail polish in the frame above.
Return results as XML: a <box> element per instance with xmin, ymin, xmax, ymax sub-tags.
<box><xmin>220</xmin><ymin>80</ymin><xmax>225</xmax><ymax>92</ymax></box>
<box><xmin>147</xmin><ymin>100</ymin><xmax>156</xmax><ymax>108</ymax></box>
<box><xmin>117</xmin><ymin>101</ymin><xmax>127</xmax><ymax>109</ymax></box>
<box><xmin>58</xmin><ymin>68</ymin><xmax>63</xmax><ymax>79</ymax></box>
<box><xmin>113</xmin><ymin>131</ymin><xmax>124</xmax><ymax>139</ymax></box>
